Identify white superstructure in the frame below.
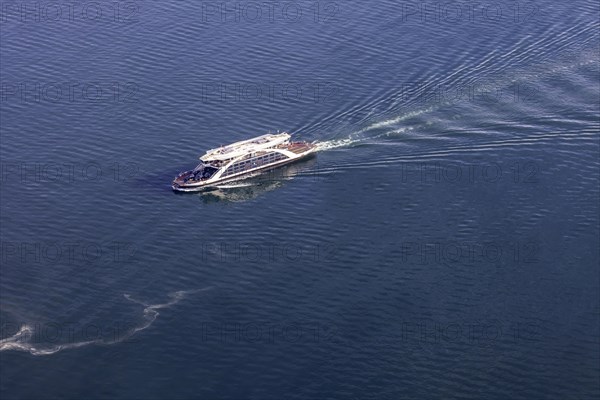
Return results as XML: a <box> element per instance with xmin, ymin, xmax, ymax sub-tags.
<box><xmin>201</xmin><ymin>133</ymin><xmax>290</xmax><ymax>161</ymax></box>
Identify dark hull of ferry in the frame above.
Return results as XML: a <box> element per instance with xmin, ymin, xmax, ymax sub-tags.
<box><xmin>172</xmin><ymin>152</ymin><xmax>316</xmax><ymax>192</ymax></box>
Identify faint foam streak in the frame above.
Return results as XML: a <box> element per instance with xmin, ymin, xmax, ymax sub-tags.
<box><xmin>0</xmin><ymin>287</ymin><xmax>212</xmax><ymax>356</ymax></box>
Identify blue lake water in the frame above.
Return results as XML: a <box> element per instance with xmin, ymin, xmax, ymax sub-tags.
<box><xmin>1</xmin><ymin>1</ymin><xmax>599</xmax><ymax>398</ymax></box>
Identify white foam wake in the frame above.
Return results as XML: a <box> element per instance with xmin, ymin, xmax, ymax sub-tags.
<box><xmin>314</xmin><ymin>138</ymin><xmax>357</xmax><ymax>151</ymax></box>
<box><xmin>0</xmin><ymin>324</ymin><xmax>99</xmax><ymax>356</ymax></box>
<box><xmin>313</xmin><ymin>105</ymin><xmax>436</xmax><ymax>152</ymax></box>
<box><xmin>123</xmin><ymin>287</ymin><xmax>212</xmax><ymax>336</ymax></box>
<box><xmin>0</xmin><ymin>287</ymin><xmax>213</xmax><ymax>356</ymax></box>
<box><xmin>357</xmin><ymin>106</ymin><xmax>435</xmax><ymax>133</ymax></box>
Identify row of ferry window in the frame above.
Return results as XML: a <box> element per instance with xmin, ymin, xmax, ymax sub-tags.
<box><xmin>222</xmin><ymin>152</ymin><xmax>287</xmax><ymax>176</ymax></box>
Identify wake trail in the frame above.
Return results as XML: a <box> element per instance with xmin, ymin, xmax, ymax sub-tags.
<box><xmin>0</xmin><ymin>287</ymin><xmax>213</xmax><ymax>356</ymax></box>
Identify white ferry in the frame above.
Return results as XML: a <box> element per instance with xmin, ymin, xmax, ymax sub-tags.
<box><xmin>172</xmin><ymin>132</ymin><xmax>317</xmax><ymax>192</ymax></box>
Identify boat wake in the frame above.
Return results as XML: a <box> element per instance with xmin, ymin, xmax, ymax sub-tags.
<box><xmin>311</xmin><ymin>131</ymin><xmax>596</xmax><ymax>176</ymax></box>
<box><xmin>311</xmin><ymin>37</ymin><xmax>599</xmax><ymax>154</ymax></box>
<box><xmin>315</xmin><ymin>138</ymin><xmax>357</xmax><ymax>151</ymax></box>
<box><xmin>0</xmin><ymin>287</ymin><xmax>213</xmax><ymax>356</ymax></box>
<box><xmin>314</xmin><ymin>107</ymin><xmax>432</xmax><ymax>151</ymax></box>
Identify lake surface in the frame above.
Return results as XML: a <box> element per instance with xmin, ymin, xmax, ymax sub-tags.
<box><xmin>1</xmin><ymin>1</ymin><xmax>599</xmax><ymax>399</ymax></box>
